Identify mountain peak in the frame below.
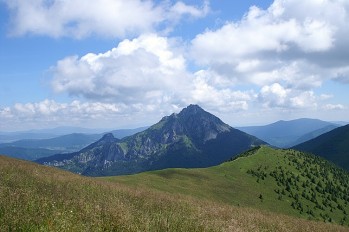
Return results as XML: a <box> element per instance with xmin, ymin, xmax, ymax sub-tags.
<box><xmin>179</xmin><ymin>104</ymin><xmax>205</xmax><ymax>115</ymax></box>
<box><xmin>100</xmin><ymin>133</ymin><xmax>115</xmax><ymax>142</ymax></box>
<box><xmin>175</xmin><ymin>104</ymin><xmax>232</xmax><ymax>143</ymax></box>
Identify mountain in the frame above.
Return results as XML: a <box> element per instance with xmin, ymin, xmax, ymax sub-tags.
<box><xmin>37</xmin><ymin>104</ymin><xmax>266</xmax><ymax>176</ymax></box>
<box><xmin>293</xmin><ymin>124</ymin><xmax>349</xmax><ymax>170</ymax></box>
<box><xmin>238</xmin><ymin>118</ymin><xmax>340</xmax><ymax>148</ymax></box>
<box><xmin>2</xmin><ymin>154</ymin><xmax>345</xmax><ymax>231</ymax></box>
<box><xmin>108</xmin><ymin>146</ymin><xmax>349</xmax><ymax>226</ymax></box>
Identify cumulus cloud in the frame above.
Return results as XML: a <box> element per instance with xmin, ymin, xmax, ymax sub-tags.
<box><xmin>51</xmin><ymin>34</ymin><xmax>190</xmax><ymax>104</ymax></box>
<box><xmin>258</xmin><ymin>83</ymin><xmax>317</xmax><ymax>109</ymax></box>
<box><xmin>48</xmin><ymin>26</ymin><xmax>346</xmax><ymax>119</ymax></box>
<box><xmin>50</xmin><ymin>34</ymin><xmax>251</xmax><ymax>113</ymax></box>
<box><xmin>191</xmin><ymin>70</ymin><xmax>252</xmax><ymax>112</ymax></box>
<box><xmin>3</xmin><ymin>0</ymin><xmax>210</xmax><ymax>38</ymax></box>
<box><xmin>191</xmin><ymin>0</ymin><xmax>349</xmax><ymax>88</ymax></box>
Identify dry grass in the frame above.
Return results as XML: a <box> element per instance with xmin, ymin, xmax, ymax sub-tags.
<box><xmin>0</xmin><ymin>155</ymin><xmax>348</xmax><ymax>231</ymax></box>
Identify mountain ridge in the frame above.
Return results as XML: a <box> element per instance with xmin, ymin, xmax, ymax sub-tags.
<box><xmin>37</xmin><ymin>104</ymin><xmax>266</xmax><ymax>176</ymax></box>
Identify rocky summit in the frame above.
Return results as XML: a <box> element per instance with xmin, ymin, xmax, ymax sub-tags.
<box><xmin>37</xmin><ymin>105</ymin><xmax>266</xmax><ymax>176</ymax></box>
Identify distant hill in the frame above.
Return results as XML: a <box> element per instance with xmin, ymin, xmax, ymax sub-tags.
<box><xmin>291</xmin><ymin>124</ymin><xmax>339</xmax><ymax>147</ymax></box>
<box><xmin>0</xmin><ymin>126</ymin><xmax>104</xmax><ymax>143</ymax></box>
<box><xmin>238</xmin><ymin>118</ymin><xmax>340</xmax><ymax>148</ymax></box>
<box><xmin>0</xmin><ymin>146</ymin><xmax>61</xmax><ymax>160</ymax></box>
<box><xmin>0</xmin><ymin>126</ymin><xmax>147</xmax><ymax>143</ymax></box>
<box><xmin>2</xmin><ymin>153</ymin><xmax>345</xmax><ymax>231</ymax></box>
<box><xmin>0</xmin><ymin>132</ymin><xmax>58</xmax><ymax>143</ymax></box>
<box><xmin>0</xmin><ymin>128</ymin><xmax>147</xmax><ymax>161</ymax></box>
<box><xmin>37</xmin><ymin>105</ymin><xmax>266</xmax><ymax>176</ymax></box>
<box><xmin>293</xmin><ymin>124</ymin><xmax>349</xmax><ymax>170</ymax></box>
<box><xmin>0</xmin><ymin>133</ymin><xmax>101</xmax><ymax>152</ymax></box>
<box><xmin>108</xmin><ymin>146</ymin><xmax>349</xmax><ymax>226</ymax></box>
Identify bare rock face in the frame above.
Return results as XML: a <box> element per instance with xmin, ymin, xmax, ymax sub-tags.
<box><xmin>37</xmin><ymin>105</ymin><xmax>266</xmax><ymax>176</ymax></box>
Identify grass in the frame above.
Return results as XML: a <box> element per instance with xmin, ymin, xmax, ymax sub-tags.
<box><xmin>105</xmin><ymin>146</ymin><xmax>349</xmax><ymax>226</ymax></box>
<box><xmin>0</xmin><ymin>154</ymin><xmax>348</xmax><ymax>231</ymax></box>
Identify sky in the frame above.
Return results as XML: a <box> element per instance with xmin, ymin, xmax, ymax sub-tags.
<box><xmin>0</xmin><ymin>0</ymin><xmax>348</xmax><ymax>131</ymax></box>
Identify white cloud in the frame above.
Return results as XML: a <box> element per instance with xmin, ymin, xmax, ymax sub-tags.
<box><xmin>50</xmin><ymin>33</ymin><xmax>252</xmax><ymax>114</ymax></box>
<box><xmin>8</xmin><ymin>99</ymin><xmax>120</xmax><ymax>118</ymax></box>
<box><xmin>319</xmin><ymin>94</ymin><xmax>333</xmax><ymax>101</ymax></box>
<box><xmin>191</xmin><ymin>71</ymin><xmax>252</xmax><ymax>112</ymax></box>
<box><xmin>190</xmin><ymin>0</ymin><xmax>349</xmax><ymax>89</ymax></box>
<box><xmin>3</xmin><ymin>0</ymin><xmax>210</xmax><ymax>38</ymax></box>
<box><xmin>0</xmin><ymin>99</ymin><xmax>177</xmax><ymax>130</ymax></box>
<box><xmin>49</xmin><ymin>20</ymin><xmax>347</xmax><ymax>118</ymax></box>
<box><xmin>322</xmin><ymin>104</ymin><xmax>346</xmax><ymax>111</ymax></box>
<box><xmin>258</xmin><ymin>83</ymin><xmax>317</xmax><ymax>109</ymax></box>
<box><xmin>51</xmin><ymin>34</ymin><xmax>190</xmax><ymax>105</ymax></box>
<box><xmin>169</xmin><ymin>1</ymin><xmax>209</xmax><ymax>20</ymax></box>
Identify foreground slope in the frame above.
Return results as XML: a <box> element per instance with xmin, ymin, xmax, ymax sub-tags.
<box><xmin>294</xmin><ymin>124</ymin><xmax>349</xmax><ymax>170</ymax></box>
<box><xmin>1</xmin><ymin>155</ymin><xmax>347</xmax><ymax>231</ymax></box>
<box><xmin>107</xmin><ymin>146</ymin><xmax>349</xmax><ymax>226</ymax></box>
<box><xmin>37</xmin><ymin>104</ymin><xmax>265</xmax><ymax>176</ymax></box>
<box><xmin>238</xmin><ymin>118</ymin><xmax>339</xmax><ymax>148</ymax></box>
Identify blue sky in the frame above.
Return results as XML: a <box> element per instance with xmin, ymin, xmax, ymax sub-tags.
<box><xmin>0</xmin><ymin>0</ymin><xmax>348</xmax><ymax>131</ymax></box>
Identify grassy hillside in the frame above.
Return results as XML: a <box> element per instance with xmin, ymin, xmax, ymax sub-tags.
<box><xmin>1</xmin><ymin>154</ymin><xmax>347</xmax><ymax>231</ymax></box>
<box><xmin>106</xmin><ymin>146</ymin><xmax>349</xmax><ymax>226</ymax></box>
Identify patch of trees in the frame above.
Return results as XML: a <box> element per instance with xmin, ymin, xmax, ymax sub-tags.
<box><xmin>246</xmin><ymin>149</ymin><xmax>349</xmax><ymax>225</ymax></box>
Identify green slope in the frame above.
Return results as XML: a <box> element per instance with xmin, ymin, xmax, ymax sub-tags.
<box><xmin>105</xmin><ymin>146</ymin><xmax>349</xmax><ymax>226</ymax></box>
<box><xmin>1</xmin><ymin>154</ymin><xmax>347</xmax><ymax>231</ymax></box>
<box><xmin>294</xmin><ymin>124</ymin><xmax>349</xmax><ymax>170</ymax></box>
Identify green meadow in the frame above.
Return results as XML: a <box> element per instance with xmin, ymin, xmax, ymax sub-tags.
<box><xmin>1</xmin><ymin>146</ymin><xmax>348</xmax><ymax>231</ymax></box>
